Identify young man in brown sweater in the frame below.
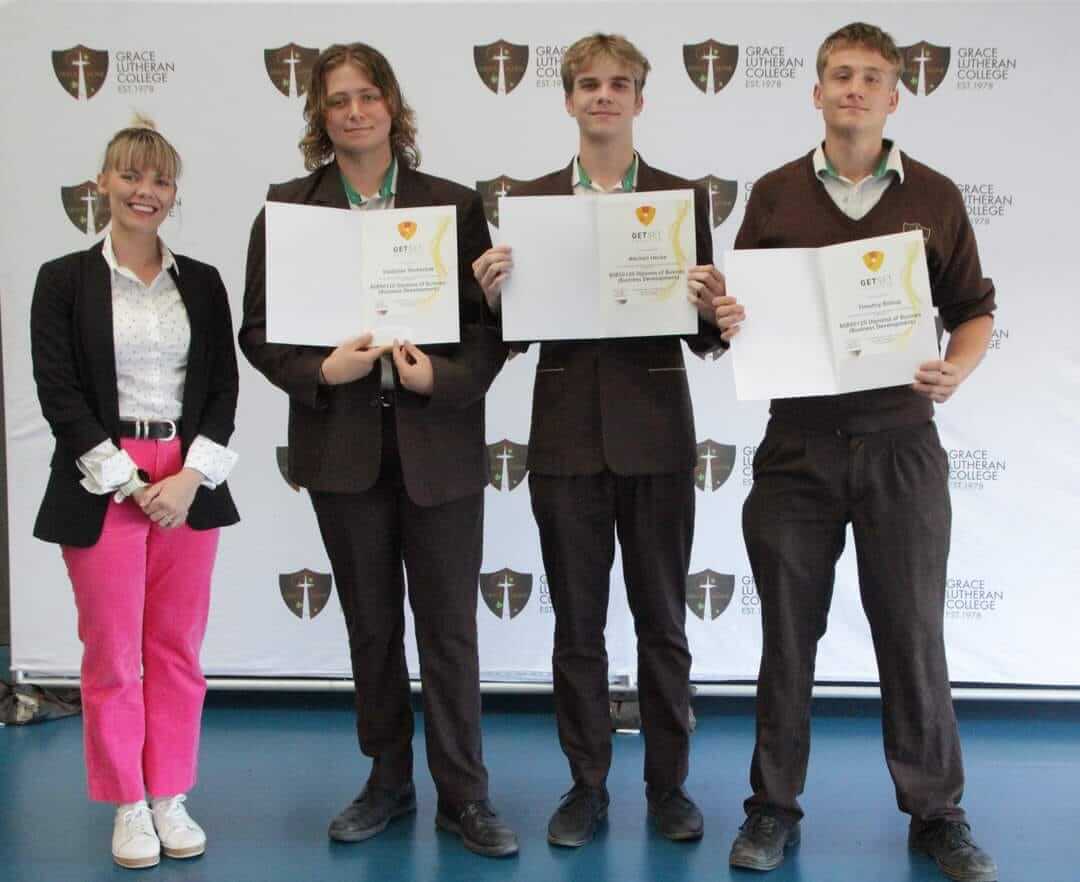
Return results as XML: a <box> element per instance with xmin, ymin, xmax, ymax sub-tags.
<box><xmin>729</xmin><ymin>23</ymin><xmax>998</xmax><ymax>882</ymax></box>
<box><xmin>472</xmin><ymin>34</ymin><xmax>742</xmax><ymax>848</ymax></box>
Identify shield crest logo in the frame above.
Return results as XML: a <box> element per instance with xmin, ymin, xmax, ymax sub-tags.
<box><xmin>902</xmin><ymin>221</ymin><xmax>932</xmax><ymax>243</ymax></box>
<box><xmin>635</xmin><ymin>205</ymin><xmax>656</xmax><ymax>226</ymax></box>
<box><xmin>264</xmin><ymin>43</ymin><xmax>320</xmax><ymax>97</ymax></box>
<box><xmin>479</xmin><ymin>568</ymin><xmax>532</xmax><ymax>619</ymax></box>
<box><xmin>473</xmin><ymin>40</ymin><xmax>529</xmax><ymax>95</ymax></box>
<box><xmin>693</xmin><ymin>176</ymin><xmax>738</xmax><ymax>229</ymax></box>
<box><xmin>61</xmin><ymin>181</ymin><xmax>111</xmax><ymax>235</ymax></box>
<box><xmin>476</xmin><ymin>175</ymin><xmax>528</xmax><ymax>227</ymax></box>
<box><xmin>694</xmin><ymin>440</ymin><xmax>736</xmax><ymax>491</ymax></box>
<box><xmin>397</xmin><ymin>221</ymin><xmax>417</xmax><ymax>240</ymax></box>
<box><xmin>686</xmin><ymin>570</ymin><xmax>735</xmax><ymax>620</ymax></box>
<box><xmin>487</xmin><ymin>440</ymin><xmax>528</xmax><ymax>491</ymax></box>
<box><xmin>275</xmin><ymin>446</ymin><xmax>301</xmax><ymax>492</ymax></box>
<box><xmin>898</xmin><ymin>42</ymin><xmax>951</xmax><ymax>96</ymax></box>
<box><xmin>52</xmin><ymin>45</ymin><xmax>109</xmax><ymax>100</ymax></box>
<box><xmin>279</xmin><ymin>569</ymin><xmax>333</xmax><ymax>619</ymax></box>
<box><xmin>862</xmin><ymin>250</ymin><xmax>885</xmax><ymax>272</ymax></box>
<box><xmin>683</xmin><ymin>41</ymin><xmax>739</xmax><ymax>93</ymax></box>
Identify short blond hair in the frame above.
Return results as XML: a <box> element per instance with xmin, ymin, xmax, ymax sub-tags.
<box><xmin>101</xmin><ymin>114</ymin><xmax>181</xmax><ymax>179</ymax></box>
<box><xmin>561</xmin><ymin>33</ymin><xmax>651</xmax><ymax>96</ymax></box>
<box><xmin>817</xmin><ymin>22</ymin><xmax>904</xmax><ymax>83</ymax></box>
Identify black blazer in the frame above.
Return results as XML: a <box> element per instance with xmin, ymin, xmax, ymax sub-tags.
<box><xmin>31</xmin><ymin>243</ymin><xmax>240</xmax><ymax>546</ymax></box>
<box><xmin>509</xmin><ymin>158</ymin><xmax>725</xmax><ymax>476</ymax></box>
<box><xmin>239</xmin><ymin>161</ymin><xmax>506</xmax><ymax>506</ymax></box>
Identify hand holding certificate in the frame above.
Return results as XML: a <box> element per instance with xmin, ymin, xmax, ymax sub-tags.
<box><xmin>725</xmin><ymin>230</ymin><xmax>939</xmax><ymax>400</ymax></box>
<box><xmin>498</xmin><ymin>190</ymin><xmax>697</xmax><ymax>341</ymax></box>
<box><xmin>265</xmin><ymin>202</ymin><xmax>460</xmax><ymax>347</ymax></box>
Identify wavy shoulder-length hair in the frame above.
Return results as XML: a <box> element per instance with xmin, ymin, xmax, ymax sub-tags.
<box><xmin>299</xmin><ymin>43</ymin><xmax>420</xmax><ymax>172</ymax></box>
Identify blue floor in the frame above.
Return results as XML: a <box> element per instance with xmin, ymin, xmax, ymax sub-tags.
<box><xmin>2</xmin><ymin>681</ymin><xmax>1078</xmax><ymax>882</ymax></box>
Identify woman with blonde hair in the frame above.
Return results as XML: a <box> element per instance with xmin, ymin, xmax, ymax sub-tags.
<box><xmin>30</xmin><ymin>117</ymin><xmax>239</xmax><ymax>869</ymax></box>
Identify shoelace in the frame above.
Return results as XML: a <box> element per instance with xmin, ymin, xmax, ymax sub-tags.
<box><xmin>941</xmin><ymin>822</ymin><xmax>974</xmax><ymax>851</ymax></box>
<box><xmin>156</xmin><ymin>796</ymin><xmax>198</xmax><ymax>831</ymax></box>
<box><xmin>747</xmin><ymin>814</ymin><xmax>779</xmax><ymax>837</ymax></box>
<box><xmin>120</xmin><ymin>806</ymin><xmax>155</xmax><ymax>839</ymax></box>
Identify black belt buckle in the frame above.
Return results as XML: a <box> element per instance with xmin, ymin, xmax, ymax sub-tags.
<box><xmin>372</xmin><ymin>390</ymin><xmax>395</xmax><ymax>408</ymax></box>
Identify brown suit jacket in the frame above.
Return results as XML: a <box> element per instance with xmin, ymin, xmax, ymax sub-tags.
<box><xmin>239</xmin><ymin>161</ymin><xmax>506</xmax><ymax>506</ymax></box>
<box><xmin>510</xmin><ymin>158</ymin><xmax>724</xmax><ymax>476</ymax></box>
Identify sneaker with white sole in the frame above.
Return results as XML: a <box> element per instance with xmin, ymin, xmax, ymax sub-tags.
<box><xmin>150</xmin><ymin>794</ymin><xmax>206</xmax><ymax>859</ymax></box>
<box><xmin>112</xmin><ymin>801</ymin><xmax>161</xmax><ymax>869</ymax></box>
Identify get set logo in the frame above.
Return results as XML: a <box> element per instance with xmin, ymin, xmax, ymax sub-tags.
<box><xmin>695</xmin><ymin>440</ymin><xmax>736</xmax><ymax>492</ymax></box>
<box><xmin>683</xmin><ymin>40</ymin><xmax>805</xmax><ymax>93</ymax></box>
<box><xmin>945</xmin><ymin>575</ymin><xmax>1005</xmax><ymax>623</ymax></box>
<box><xmin>264</xmin><ymin>43</ymin><xmax>319</xmax><ymax>97</ymax></box>
<box><xmin>899</xmin><ymin>39</ymin><xmax>1017</xmax><ymax>95</ymax></box>
<box><xmin>52</xmin><ymin>44</ymin><xmax>176</xmax><ymax>99</ymax></box>
<box><xmin>947</xmin><ymin>447</ymin><xmax>1007</xmax><ymax>492</ymax></box>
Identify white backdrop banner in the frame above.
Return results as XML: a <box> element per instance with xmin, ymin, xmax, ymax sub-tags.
<box><xmin>3</xmin><ymin>2</ymin><xmax>1078</xmax><ymax>688</ymax></box>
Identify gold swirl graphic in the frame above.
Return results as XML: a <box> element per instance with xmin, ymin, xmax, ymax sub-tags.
<box><xmin>897</xmin><ymin>240</ymin><xmax>924</xmax><ymax>343</ymax></box>
<box><xmin>415</xmin><ymin>215</ymin><xmax>451</xmax><ymax>310</ymax></box>
<box><xmin>657</xmin><ymin>200</ymin><xmax>690</xmax><ymax>301</ymax></box>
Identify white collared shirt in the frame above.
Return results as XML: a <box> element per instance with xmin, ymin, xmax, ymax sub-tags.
<box><xmin>813</xmin><ymin>140</ymin><xmax>904</xmax><ymax>220</ymax></box>
<box><xmin>76</xmin><ymin>232</ymin><xmax>239</xmax><ymax>497</ymax></box>
<box><xmin>571</xmin><ymin>153</ymin><xmax>640</xmax><ymax>196</ymax></box>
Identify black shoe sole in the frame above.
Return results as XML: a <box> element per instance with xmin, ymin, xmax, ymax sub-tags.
<box><xmin>546</xmin><ymin>807</ymin><xmax>608</xmax><ymax>848</ymax></box>
<box><xmin>434</xmin><ymin>812</ymin><xmax>519</xmax><ymax>858</ymax></box>
<box><xmin>729</xmin><ymin>829</ymin><xmax>800</xmax><ymax>872</ymax></box>
<box><xmin>327</xmin><ymin>800</ymin><xmax>416</xmax><ymax>843</ymax></box>
<box><xmin>908</xmin><ymin>844</ymin><xmax>998</xmax><ymax>882</ymax></box>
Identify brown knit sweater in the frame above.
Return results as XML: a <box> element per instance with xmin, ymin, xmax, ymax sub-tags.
<box><xmin>735</xmin><ymin>149</ymin><xmax>995</xmax><ymax>432</ymax></box>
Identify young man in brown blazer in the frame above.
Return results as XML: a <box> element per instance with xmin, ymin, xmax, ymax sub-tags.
<box><xmin>239</xmin><ymin>43</ymin><xmax>517</xmax><ymax>857</ymax></box>
<box><xmin>473</xmin><ymin>33</ymin><xmax>744</xmax><ymax>847</ymax></box>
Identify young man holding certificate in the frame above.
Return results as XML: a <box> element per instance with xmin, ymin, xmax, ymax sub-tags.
<box><xmin>473</xmin><ymin>33</ymin><xmax>743</xmax><ymax>848</ymax></box>
<box><xmin>728</xmin><ymin>23</ymin><xmax>997</xmax><ymax>882</ymax></box>
<box><xmin>239</xmin><ymin>43</ymin><xmax>517</xmax><ymax>857</ymax></box>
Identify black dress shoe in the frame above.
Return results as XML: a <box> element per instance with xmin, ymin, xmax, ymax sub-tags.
<box><xmin>435</xmin><ymin>799</ymin><xmax>519</xmax><ymax>857</ymax></box>
<box><xmin>647</xmin><ymin>786</ymin><xmax>704</xmax><ymax>841</ymax></box>
<box><xmin>327</xmin><ymin>781</ymin><xmax>416</xmax><ymax>842</ymax></box>
<box><xmin>729</xmin><ymin>812</ymin><xmax>800</xmax><ymax>871</ymax></box>
<box><xmin>909</xmin><ymin>820</ymin><xmax>998</xmax><ymax>882</ymax></box>
<box><xmin>547</xmin><ymin>784</ymin><xmax>610</xmax><ymax>848</ymax></box>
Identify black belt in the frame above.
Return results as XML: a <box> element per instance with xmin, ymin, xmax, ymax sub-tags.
<box><xmin>118</xmin><ymin>419</ymin><xmax>180</xmax><ymax>440</ymax></box>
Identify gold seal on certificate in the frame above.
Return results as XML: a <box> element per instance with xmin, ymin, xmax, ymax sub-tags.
<box><xmin>597</xmin><ymin>193</ymin><xmax>693</xmax><ymax>308</ymax></box>
<box><xmin>264</xmin><ymin>201</ymin><xmax>460</xmax><ymax>346</ymax></box>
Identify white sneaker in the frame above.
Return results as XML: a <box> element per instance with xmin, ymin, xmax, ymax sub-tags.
<box><xmin>150</xmin><ymin>794</ymin><xmax>206</xmax><ymax>859</ymax></box>
<box><xmin>112</xmin><ymin>801</ymin><xmax>160</xmax><ymax>869</ymax></box>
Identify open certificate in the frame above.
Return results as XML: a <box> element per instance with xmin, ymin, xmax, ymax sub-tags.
<box><xmin>265</xmin><ymin>202</ymin><xmax>459</xmax><ymax>347</ymax></box>
<box><xmin>725</xmin><ymin>230</ymin><xmax>939</xmax><ymax>400</ymax></box>
<box><xmin>498</xmin><ymin>190</ymin><xmax>697</xmax><ymax>341</ymax></box>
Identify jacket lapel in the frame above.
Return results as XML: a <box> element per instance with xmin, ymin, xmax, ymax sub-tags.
<box><xmin>81</xmin><ymin>242</ymin><xmax>121</xmax><ymax>434</ymax></box>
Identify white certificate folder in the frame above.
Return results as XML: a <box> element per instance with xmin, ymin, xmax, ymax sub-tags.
<box><xmin>725</xmin><ymin>230</ymin><xmax>939</xmax><ymax>401</ymax></box>
<box><xmin>265</xmin><ymin>201</ymin><xmax>459</xmax><ymax>346</ymax></box>
<box><xmin>497</xmin><ymin>190</ymin><xmax>698</xmax><ymax>341</ymax></box>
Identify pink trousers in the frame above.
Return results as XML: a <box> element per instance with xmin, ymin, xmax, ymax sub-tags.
<box><xmin>61</xmin><ymin>438</ymin><xmax>219</xmax><ymax>803</ymax></box>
